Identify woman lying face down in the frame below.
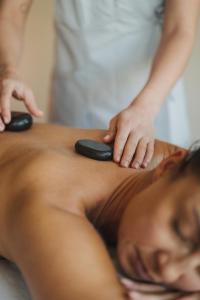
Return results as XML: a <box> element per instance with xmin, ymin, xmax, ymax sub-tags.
<box><xmin>116</xmin><ymin>147</ymin><xmax>200</xmax><ymax>293</ymax></box>
<box><xmin>76</xmin><ymin>136</ymin><xmax>200</xmax><ymax>298</ymax></box>
<box><xmin>0</xmin><ymin>122</ymin><xmax>199</xmax><ymax>300</ymax></box>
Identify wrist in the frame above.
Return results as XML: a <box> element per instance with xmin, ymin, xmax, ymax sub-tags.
<box><xmin>0</xmin><ymin>63</ymin><xmax>18</xmax><ymax>77</ymax></box>
<box><xmin>131</xmin><ymin>88</ymin><xmax>164</xmax><ymax>118</ymax></box>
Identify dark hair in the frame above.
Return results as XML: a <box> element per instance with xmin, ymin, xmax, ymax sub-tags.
<box><xmin>177</xmin><ymin>142</ymin><xmax>200</xmax><ymax>176</ymax></box>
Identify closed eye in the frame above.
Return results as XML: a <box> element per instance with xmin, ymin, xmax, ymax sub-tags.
<box><xmin>196</xmin><ymin>266</ymin><xmax>200</xmax><ymax>276</ymax></box>
<box><xmin>171</xmin><ymin>218</ymin><xmax>195</xmax><ymax>249</ymax></box>
<box><xmin>172</xmin><ymin>219</ymin><xmax>188</xmax><ymax>243</ymax></box>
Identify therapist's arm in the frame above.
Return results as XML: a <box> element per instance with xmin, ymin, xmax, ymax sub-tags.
<box><xmin>135</xmin><ymin>0</ymin><xmax>200</xmax><ymax>114</ymax></box>
<box><xmin>104</xmin><ymin>0</ymin><xmax>200</xmax><ymax>169</ymax></box>
<box><xmin>0</xmin><ymin>0</ymin><xmax>42</xmax><ymax>130</ymax></box>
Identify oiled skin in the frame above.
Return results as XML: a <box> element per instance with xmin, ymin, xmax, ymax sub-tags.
<box><xmin>0</xmin><ymin>124</ymin><xmax>180</xmax><ymax>300</ymax></box>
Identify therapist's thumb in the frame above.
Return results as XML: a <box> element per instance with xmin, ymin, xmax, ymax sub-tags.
<box><xmin>103</xmin><ymin>123</ymin><xmax>116</xmax><ymax>143</ymax></box>
<box><xmin>103</xmin><ymin>133</ymin><xmax>114</xmax><ymax>142</ymax></box>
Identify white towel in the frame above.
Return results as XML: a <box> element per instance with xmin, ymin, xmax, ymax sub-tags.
<box><xmin>0</xmin><ymin>258</ymin><xmax>31</xmax><ymax>300</ymax></box>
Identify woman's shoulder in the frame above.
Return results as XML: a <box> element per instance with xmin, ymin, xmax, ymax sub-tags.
<box><xmin>146</xmin><ymin>139</ymin><xmax>187</xmax><ymax>170</ymax></box>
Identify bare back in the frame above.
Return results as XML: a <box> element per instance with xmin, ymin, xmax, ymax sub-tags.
<box><xmin>0</xmin><ymin>123</ymin><xmax>180</xmax><ymax>258</ymax></box>
<box><xmin>0</xmin><ymin>123</ymin><xmax>185</xmax><ymax>300</ymax></box>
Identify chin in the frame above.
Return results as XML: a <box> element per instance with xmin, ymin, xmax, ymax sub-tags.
<box><xmin>117</xmin><ymin>241</ymin><xmax>151</xmax><ymax>283</ymax></box>
<box><xmin>117</xmin><ymin>241</ymin><xmax>133</xmax><ymax>277</ymax></box>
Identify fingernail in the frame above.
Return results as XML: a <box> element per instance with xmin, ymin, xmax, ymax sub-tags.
<box><xmin>104</xmin><ymin>135</ymin><xmax>110</xmax><ymax>140</ymax></box>
<box><xmin>142</xmin><ymin>162</ymin><xmax>148</xmax><ymax>168</ymax></box>
<box><xmin>4</xmin><ymin>117</ymin><xmax>10</xmax><ymax>124</ymax></box>
<box><xmin>133</xmin><ymin>162</ymin><xmax>140</xmax><ymax>169</ymax></box>
<box><xmin>0</xmin><ymin>124</ymin><xmax>5</xmax><ymax>131</ymax></box>
<box><xmin>122</xmin><ymin>161</ymin><xmax>129</xmax><ymax>168</ymax></box>
<box><xmin>38</xmin><ymin>110</ymin><xmax>44</xmax><ymax>116</ymax></box>
<box><xmin>115</xmin><ymin>156</ymin><xmax>120</xmax><ymax>162</ymax></box>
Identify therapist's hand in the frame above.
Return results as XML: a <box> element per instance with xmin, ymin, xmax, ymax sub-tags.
<box><xmin>0</xmin><ymin>68</ymin><xmax>43</xmax><ymax>131</ymax></box>
<box><xmin>103</xmin><ymin>102</ymin><xmax>155</xmax><ymax>168</ymax></box>
<box><xmin>120</xmin><ymin>277</ymin><xmax>198</xmax><ymax>300</ymax></box>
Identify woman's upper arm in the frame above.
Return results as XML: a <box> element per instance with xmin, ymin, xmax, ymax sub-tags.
<box><xmin>10</xmin><ymin>203</ymin><xmax>126</xmax><ymax>300</ymax></box>
<box><xmin>163</xmin><ymin>0</ymin><xmax>200</xmax><ymax>36</ymax></box>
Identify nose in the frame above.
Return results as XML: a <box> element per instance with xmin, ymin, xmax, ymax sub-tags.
<box><xmin>155</xmin><ymin>250</ymin><xmax>198</xmax><ymax>284</ymax></box>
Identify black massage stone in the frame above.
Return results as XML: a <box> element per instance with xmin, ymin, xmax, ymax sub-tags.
<box><xmin>5</xmin><ymin>111</ymin><xmax>33</xmax><ymax>132</ymax></box>
<box><xmin>75</xmin><ymin>139</ymin><xmax>113</xmax><ymax>161</ymax></box>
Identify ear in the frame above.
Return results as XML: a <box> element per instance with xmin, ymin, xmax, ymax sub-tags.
<box><xmin>153</xmin><ymin>149</ymin><xmax>188</xmax><ymax>181</ymax></box>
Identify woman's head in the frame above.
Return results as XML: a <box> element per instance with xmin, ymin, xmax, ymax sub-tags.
<box><xmin>117</xmin><ymin>146</ymin><xmax>200</xmax><ymax>292</ymax></box>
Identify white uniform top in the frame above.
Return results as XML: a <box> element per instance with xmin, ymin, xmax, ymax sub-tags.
<box><xmin>49</xmin><ymin>0</ymin><xmax>190</xmax><ymax>147</ymax></box>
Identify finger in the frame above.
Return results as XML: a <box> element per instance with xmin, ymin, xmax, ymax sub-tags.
<box><xmin>120</xmin><ymin>278</ymin><xmax>169</xmax><ymax>293</ymax></box>
<box><xmin>15</xmin><ymin>87</ymin><xmax>43</xmax><ymax>117</ymax></box>
<box><xmin>120</xmin><ymin>132</ymin><xmax>140</xmax><ymax>168</ymax></box>
<box><xmin>103</xmin><ymin>128</ymin><xmax>116</xmax><ymax>143</ymax></box>
<box><xmin>177</xmin><ymin>295</ymin><xmax>197</xmax><ymax>300</ymax></box>
<box><xmin>113</xmin><ymin>126</ymin><xmax>130</xmax><ymax>163</ymax></box>
<box><xmin>141</xmin><ymin>141</ymin><xmax>155</xmax><ymax>168</ymax></box>
<box><xmin>0</xmin><ymin>116</ymin><xmax>5</xmax><ymax>132</ymax></box>
<box><xmin>131</xmin><ymin>138</ymin><xmax>148</xmax><ymax>169</ymax></box>
<box><xmin>0</xmin><ymin>84</ymin><xmax>12</xmax><ymax>124</ymax></box>
<box><xmin>103</xmin><ymin>119</ymin><xmax>117</xmax><ymax>143</ymax></box>
<box><xmin>128</xmin><ymin>291</ymin><xmax>182</xmax><ymax>300</ymax></box>
<box><xmin>23</xmin><ymin>89</ymin><xmax>43</xmax><ymax>117</ymax></box>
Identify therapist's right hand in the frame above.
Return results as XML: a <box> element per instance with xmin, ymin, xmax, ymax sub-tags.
<box><xmin>0</xmin><ymin>68</ymin><xmax>43</xmax><ymax>131</ymax></box>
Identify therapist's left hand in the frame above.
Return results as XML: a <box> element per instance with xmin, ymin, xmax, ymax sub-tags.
<box><xmin>103</xmin><ymin>102</ymin><xmax>155</xmax><ymax>168</ymax></box>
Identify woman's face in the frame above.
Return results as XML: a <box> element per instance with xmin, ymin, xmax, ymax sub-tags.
<box><xmin>117</xmin><ymin>172</ymin><xmax>200</xmax><ymax>292</ymax></box>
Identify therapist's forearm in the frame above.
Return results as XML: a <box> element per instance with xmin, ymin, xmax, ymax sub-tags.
<box><xmin>0</xmin><ymin>19</ymin><xmax>22</xmax><ymax>75</ymax></box>
<box><xmin>133</xmin><ymin>29</ymin><xmax>195</xmax><ymax>115</ymax></box>
<box><xmin>0</xmin><ymin>0</ymin><xmax>32</xmax><ymax>75</ymax></box>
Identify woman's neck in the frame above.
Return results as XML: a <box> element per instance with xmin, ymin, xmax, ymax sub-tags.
<box><xmin>89</xmin><ymin>170</ymin><xmax>154</xmax><ymax>245</ymax></box>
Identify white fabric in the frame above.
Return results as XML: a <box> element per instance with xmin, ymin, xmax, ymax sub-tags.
<box><xmin>50</xmin><ymin>0</ymin><xmax>190</xmax><ymax>146</ymax></box>
<box><xmin>0</xmin><ymin>259</ymin><xmax>31</xmax><ymax>300</ymax></box>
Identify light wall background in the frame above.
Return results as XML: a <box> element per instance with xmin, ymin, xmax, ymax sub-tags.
<box><xmin>15</xmin><ymin>0</ymin><xmax>200</xmax><ymax>144</ymax></box>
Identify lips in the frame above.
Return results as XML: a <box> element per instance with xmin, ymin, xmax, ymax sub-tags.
<box><xmin>129</xmin><ymin>247</ymin><xmax>154</xmax><ymax>282</ymax></box>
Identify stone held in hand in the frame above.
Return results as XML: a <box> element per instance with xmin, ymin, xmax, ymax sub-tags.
<box><xmin>5</xmin><ymin>111</ymin><xmax>33</xmax><ymax>132</ymax></box>
<box><xmin>75</xmin><ymin>139</ymin><xmax>113</xmax><ymax>161</ymax></box>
